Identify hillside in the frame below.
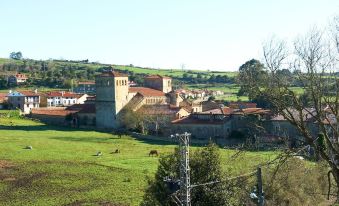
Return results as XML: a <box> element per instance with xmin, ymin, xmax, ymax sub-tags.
<box><xmin>0</xmin><ymin>57</ymin><xmax>237</xmax><ymax>78</ymax></box>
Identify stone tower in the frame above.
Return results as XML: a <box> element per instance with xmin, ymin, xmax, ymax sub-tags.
<box><xmin>95</xmin><ymin>71</ymin><xmax>129</xmax><ymax>129</ymax></box>
<box><xmin>144</xmin><ymin>75</ymin><xmax>172</xmax><ymax>93</ymax></box>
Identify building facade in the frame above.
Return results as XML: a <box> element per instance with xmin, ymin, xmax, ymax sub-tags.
<box><xmin>7</xmin><ymin>90</ymin><xmax>40</xmax><ymax>114</ymax></box>
<box><xmin>144</xmin><ymin>75</ymin><xmax>172</xmax><ymax>93</ymax></box>
<box><xmin>95</xmin><ymin>71</ymin><xmax>129</xmax><ymax>129</ymax></box>
<box><xmin>44</xmin><ymin>91</ymin><xmax>87</xmax><ymax>107</ymax></box>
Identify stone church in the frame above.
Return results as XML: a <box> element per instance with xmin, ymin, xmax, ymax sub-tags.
<box><xmin>95</xmin><ymin>70</ymin><xmax>183</xmax><ymax>129</ymax></box>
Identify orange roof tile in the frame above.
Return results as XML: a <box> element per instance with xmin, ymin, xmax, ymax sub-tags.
<box><xmin>129</xmin><ymin>87</ymin><xmax>165</xmax><ymax>97</ymax></box>
<box><xmin>45</xmin><ymin>91</ymin><xmax>78</xmax><ymax>98</ymax></box>
<box><xmin>19</xmin><ymin>91</ymin><xmax>40</xmax><ymax>96</ymax></box>
<box><xmin>15</xmin><ymin>73</ymin><xmax>27</xmax><ymax>79</ymax></box>
<box><xmin>31</xmin><ymin>108</ymin><xmax>77</xmax><ymax>116</ymax></box>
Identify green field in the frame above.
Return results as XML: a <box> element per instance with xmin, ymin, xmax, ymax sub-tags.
<box><xmin>0</xmin><ymin>115</ymin><xmax>276</xmax><ymax>206</ymax></box>
<box><xmin>0</xmin><ymin>58</ymin><xmax>237</xmax><ymax>78</ymax></box>
<box><xmin>115</xmin><ymin>65</ymin><xmax>237</xmax><ymax>78</ymax></box>
<box><xmin>186</xmin><ymin>83</ymin><xmax>249</xmax><ymax>102</ymax></box>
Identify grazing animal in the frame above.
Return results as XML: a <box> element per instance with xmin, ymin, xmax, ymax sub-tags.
<box><xmin>149</xmin><ymin>150</ymin><xmax>159</xmax><ymax>157</ymax></box>
<box><xmin>25</xmin><ymin>146</ymin><xmax>33</xmax><ymax>150</ymax></box>
<box><xmin>96</xmin><ymin>151</ymin><xmax>102</xmax><ymax>156</ymax></box>
<box><xmin>114</xmin><ymin>149</ymin><xmax>120</xmax><ymax>153</ymax></box>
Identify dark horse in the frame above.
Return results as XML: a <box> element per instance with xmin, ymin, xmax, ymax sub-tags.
<box><xmin>149</xmin><ymin>150</ymin><xmax>159</xmax><ymax>157</ymax></box>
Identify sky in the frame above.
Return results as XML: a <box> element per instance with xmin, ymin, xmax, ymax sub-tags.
<box><xmin>0</xmin><ymin>0</ymin><xmax>338</xmax><ymax>71</ymax></box>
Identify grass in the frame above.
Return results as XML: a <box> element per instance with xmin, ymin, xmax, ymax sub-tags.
<box><xmin>115</xmin><ymin>65</ymin><xmax>237</xmax><ymax>78</ymax></box>
<box><xmin>186</xmin><ymin>83</ymin><xmax>249</xmax><ymax>102</ymax></box>
<box><xmin>0</xmin><ymin>117</ymin><xmax>276</xmax><ymax>206</ymax></box>
<box><xmin>0</xmin><ymin>58</ymin><xmax>238</xmax><ymax>78</ymax></box>
<box><xmin>0</xmin><ymin>87</ymin><xmax>66</xmax><ymax>94</ymax></box>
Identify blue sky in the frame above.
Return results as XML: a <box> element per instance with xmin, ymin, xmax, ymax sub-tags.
<box><xmin>0</xmin><ymin>0</ymin><xmax>338</xmax><ymax>71</ymax></box>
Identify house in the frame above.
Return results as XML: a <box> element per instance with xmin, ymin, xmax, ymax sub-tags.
<box><xmin>7</xmin><ymin>90</ymin><xmax>40</xmax><ymax>114</ymax></box>
<box><xmin>74</xmin><ymin>81</ymin><xmax>95</xmax><ymax>94</ymax></box>
<box><xmin>171</xmin><ymin>106</ymin><xmax>270</xmax><ymax>140</ymax></box>
<box><xmin>43</xmin><ymin>91</ymin><xmax>88</xmax><ymax>107</ymax></box>
<box><xmin>8</xmin><ymin>73</ymin><xmax>28</xmax><ymax>85</ymax></box>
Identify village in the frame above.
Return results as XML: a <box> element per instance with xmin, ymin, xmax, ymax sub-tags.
<box><xmin>0</xmin><ymin>1</ymin><xmax>338</xmax><ymax>205</ymax></box>
<box><xmin>0</xmin><ymin>70</ymin><xmax>334</xmax><ymax>149</ymax></box>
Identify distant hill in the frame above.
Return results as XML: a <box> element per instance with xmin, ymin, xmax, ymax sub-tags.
<box><xmin>0</xmin><ymin>57</ymin><xmax>238</xmax><ymax>90</ymax></box>
<box><xmin>0</xmin><ymin>58</ymin><xmax>237</xmax><ymax>78</ymax></box>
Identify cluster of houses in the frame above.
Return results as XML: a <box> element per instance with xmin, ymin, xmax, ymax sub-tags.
<box><xmin>175</xmin><ymin>89</ymin><xmax>224</xmax><ymax>99</ymax></box>
<box><xmin>1</xmin><ymin>70</ymin><xmax>336</xmax><ymax>146</ymax></box>
<box><xmin>3</xmin><ymin>90</ymin><xmax>88</xmax><ymax>114</ymax></box>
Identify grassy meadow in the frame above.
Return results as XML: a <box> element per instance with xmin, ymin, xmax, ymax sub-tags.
<box><xmin>0</xmin><ymin>114</ymin><xmax>276</xmax><ymax>206</ymax></box>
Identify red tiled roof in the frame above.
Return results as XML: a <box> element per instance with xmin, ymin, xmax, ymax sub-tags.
<box><xmin>15</xmin><ymin>73</ymin><xmax>27</xmax><ymax>79</ymax></box>
<box><xmin>31</xmin><ymin>108</ymin><xmax>77</xmax><ymax>116</ymax></box>
<box><xmin>129</xmin><ymin>87</ymin><xmax>165</xmax><ymax>97</ymax></box>
<box><xmin>45</xmin><ymin>91</ymin><xmax>78</xmax><ymax>98</ymax></box>
<box><xmin>19</xmin><ymin>91</ymin><xmax>40</xmax><ymax>96</ymax></box>
<box><xmin>145</xmin><ymin>74</ymin><xmax>171</xmax><ymax>79</ymax></box>
<box><xmin>221</xmin><ymin>107</ymin><xmax>234</xmax><ymax>115</ymax></box>
<box><xmin>98</xmin><ymin>71</ymin><xmax>128</xmax><ymax>77</ymax></box>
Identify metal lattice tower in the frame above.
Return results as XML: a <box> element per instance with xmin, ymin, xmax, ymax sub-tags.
<box><xmin>172</xmin><ymin>132</ymin><xmax>191</xmax><ymax>206</ymax></box>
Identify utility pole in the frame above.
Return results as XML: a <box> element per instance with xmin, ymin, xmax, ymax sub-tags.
<box><xmin>171</xmin><ymin>133</ymin><xmax>191</xmax><ymax>206</ymax></box>
<box><xmin>257</xmin><ymin>167</ymin><xmax>264</xmax><ymax>206</ymax></box>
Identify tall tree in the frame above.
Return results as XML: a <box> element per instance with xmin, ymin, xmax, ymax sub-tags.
<box><xmin>9</xmin><ymin>51</ymin><xmax>22</xmax><ymax>60</ymax></box>
<box><xmin>241</xmin><ymin>23</ymin><xmax>339</xmax><ymax>200</ymax></box>
<box><xmin>238</xmin><ymin>59</ymin><xmax>267</xmax><ymax>99</ymax></box>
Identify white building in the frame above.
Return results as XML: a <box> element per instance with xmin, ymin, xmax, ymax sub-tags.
<box><xmin>7</xmin><ymin>90</ymin><xmax>40</xmax><ymax>114</ymax></box>
<box><xmin>45</xmin><ymin>91</ymin><xmax>87</xmax><ymax>107</ymax></box>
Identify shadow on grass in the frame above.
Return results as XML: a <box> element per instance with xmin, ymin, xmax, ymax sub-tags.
<box><xmin>0</xmin><ymin>124</ymin><xmax>107</xmax><ymax>133</ymax></box>
<box><xmin>1</xmin><ymin>124</ymin><xmax>252</xmax><ymax>149</ymax></box>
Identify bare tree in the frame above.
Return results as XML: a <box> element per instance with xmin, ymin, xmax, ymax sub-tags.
<box><xmin>242</xmin><ymin>21</ymin><xmax>339</xmax><ymax>201</ymax></box>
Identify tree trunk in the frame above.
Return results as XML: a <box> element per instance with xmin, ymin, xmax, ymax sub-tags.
<box><xmin>330</xmin><ymin>167</ymin><xmax>339</xmax><ymax>203</ymax></box>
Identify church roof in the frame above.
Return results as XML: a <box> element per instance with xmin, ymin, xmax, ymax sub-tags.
<box><xmin>98</xmin><ymin>71</ymin><xmax>128</xmax><ymax>77</ymax></box>
<box><xmin>129</xmin><ymin>87</ymin><xmax>165</xmax><ymax>97</ymax></box>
